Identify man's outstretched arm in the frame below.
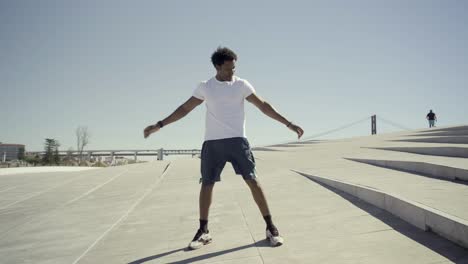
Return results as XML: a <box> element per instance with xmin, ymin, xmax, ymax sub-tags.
<box><xmin>246</xmin><ymin>93</ymin><xmax>304</xmax><ymax>139</ymax></box>
<box><xmin>143</xmin><ymin>96</ymin><xmax>204</xmax><ymax>138</ymax></box>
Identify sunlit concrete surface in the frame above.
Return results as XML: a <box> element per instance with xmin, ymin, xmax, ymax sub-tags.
<box><xmin>0</xmin><ymin>166</ymin><xmax>100</xmax><ymax>176</ymax></box>
<box><xmin>1</xmin><ymin>125</ymin><xmax>467</xmax><ymax>263</ymax></box>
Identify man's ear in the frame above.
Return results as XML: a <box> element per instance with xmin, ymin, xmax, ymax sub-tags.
<box><xmin>214</xmin><ymin>64</ymin><xmax>221</xmax><ymax>71</ymax></box>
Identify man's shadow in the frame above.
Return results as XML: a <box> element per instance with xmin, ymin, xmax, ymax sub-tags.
<box><xmin>128</xmin><ymin>239</ymin><xmax>270</xmax><ymax>264</ymax></box>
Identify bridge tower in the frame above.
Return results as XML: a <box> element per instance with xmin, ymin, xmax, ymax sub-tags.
<box><xmin>371</xmin><ymin>115</ymin><xmax>377</xmax><ymax>135</ymax></box>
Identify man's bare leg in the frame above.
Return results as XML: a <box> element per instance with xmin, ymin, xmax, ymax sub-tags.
<box><xmin>189</xmin><ymin>183</ymin><xmax>214</xmax><ymax>250</ymax></box>
<box><xmin>245</xmin><ymin>179</ymin><xmax>271</xmax><ymax>217</ymax></box>
<box><xmin>200</xmin><ymin>183</ymin><xmax>214</xmax><ymax>220</ymax></box>
<box><xmin>245</xmin><ymin>178</ymin><xmax>283</xmax><ymax>246</ymax></box>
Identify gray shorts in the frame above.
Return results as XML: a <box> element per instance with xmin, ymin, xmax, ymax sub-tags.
<box><xmin>200</xmin><ymin>137</ymin><xmax>256</xmax><ymax>184</ymax></box>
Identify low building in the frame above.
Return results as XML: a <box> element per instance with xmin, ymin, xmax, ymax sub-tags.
<box><xmin>0</xmin><ymin>143</ymin><xmax>25</xmax><ymax>162</ymax></box>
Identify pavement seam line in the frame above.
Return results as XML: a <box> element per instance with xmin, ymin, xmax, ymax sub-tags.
<box><xmin>65</xmin><ymin>169</ymin><xmax>129</xmax><ymax>205</ymax></box>
<box><xmin>0</xmin><ymin>171</ymin><xmax>97</xmax><ymax>210</ymax></box>
<box><xmin>71</xmin><ymin>162</ymin><xmax>172</xmax><ymax>264</ymax></box>
<box><xmin>0</xmin><ymin>168</ymin><xmax>129</xmax><ymax>238</ymax></box>
<box><xmin>356</xmin><ymin>228</ymin><xmax>393</xmax><ymax>236</ymax></box>
<box><xmin>235</xmin><ymin>198</ymin><xmax>265</xmax><ymax>264</ymax></box>
<box><xmin>0</xmin><ymin>186</ymin><xmax>18</xmax><ymax>193</ymax></box>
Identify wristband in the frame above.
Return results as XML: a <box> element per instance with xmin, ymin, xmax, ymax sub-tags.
<box><xmin>286</xmin><ymin>122</ymin><xmax>292</xmax><ymax>128</ymax></box>
<box><xmin>157</xmin><ymin>121</ymin><xmax>164</xmax><ymax>128</ymax></box>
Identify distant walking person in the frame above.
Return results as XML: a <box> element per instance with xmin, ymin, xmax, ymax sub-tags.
<box><xmin>426</xmin><ymin>110</ymin><xmax>437</xmax><ymax>128</ymax></box>
<box><xmin>143</xmin><ymin>47</ymin><xmax>304</xmax><ymax>250</ymax></box>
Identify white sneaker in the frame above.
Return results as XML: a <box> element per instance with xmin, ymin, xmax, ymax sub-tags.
<box><xmin>266</xmin><ymin>228</ymin><xmax>284</xmax><ymax>247</ymax></box>
<box><xmin>188</xmin><ymin>229</ymin><xmax>212</xmax><ymax>250</ymax></box>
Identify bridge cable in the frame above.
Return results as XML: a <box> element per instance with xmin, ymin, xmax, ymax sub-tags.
<box><xmin>377</xmin><ymin>116</ymin><xmax>412</xmax><ymax>131</ymax></box>
<box><xmin>257</xmin><ymin>116</ymin><xmax>371</xmax><ymax>147</ymax></box>
<box><xmin>300</xmin><ymin>116</ymin><xmax>371</xmax><ymax>141</ymax></box>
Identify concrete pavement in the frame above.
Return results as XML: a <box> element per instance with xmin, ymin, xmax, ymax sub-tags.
<box><xmin>0</xmin><ymin>125</ymin><xmax>467</xmax><ymax>263</ymax></box>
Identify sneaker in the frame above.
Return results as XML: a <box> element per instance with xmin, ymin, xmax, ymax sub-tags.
<box><xmin>188</xmin><ymin>229</ymin><xmax>212</xmax><ymax>250</ymax></box>
<box><xmin>266</xmin><ymin>228</ymin><xmax>284</xmax><ymax>247</ymax></box>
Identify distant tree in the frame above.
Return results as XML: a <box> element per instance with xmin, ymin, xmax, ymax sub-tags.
<box><xmin>76</xmin><ymin>126</ymin><xmax>90</xmax><ymax>162</ymax></box>
<box><xmin>43</xmin><ymin>138</ymin><xmax>60</xmax><ymax>165</ymax></box>
<box><xmin>43</xmin><ymin>138</ymin><xmax>54</xmax><ymax>165</ymax></box>
<box><xmin>53</xmin><ymin>141</ymin><xmax>61</xmax><ymax>165</ymax></box>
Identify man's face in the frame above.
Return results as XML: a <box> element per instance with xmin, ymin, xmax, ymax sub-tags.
<box><xmin>216</xmin><ymin>60</ymin><xmax>236</xmax><ymax>80</ymax></box>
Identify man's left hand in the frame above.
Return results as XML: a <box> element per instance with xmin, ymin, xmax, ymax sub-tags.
<box><xmin>288</xmin><ymin>124</ymin><xmax>304</xmax><ymax>139</ymax></box>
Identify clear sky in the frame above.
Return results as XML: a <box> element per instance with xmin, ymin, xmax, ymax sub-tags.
<box><xmin>1</xmin><ymin>1</ymin><xmax>467</xmax><ymax>152</ymax></box>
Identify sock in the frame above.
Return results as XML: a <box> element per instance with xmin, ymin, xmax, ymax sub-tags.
<box><xmin>199</xmin><ymin>219</ymin><xmax>208</xmax><ymax>233</ymax></box>
<box><xmin>263</xmin><ymin>215</ymin><xmax>277</xmax><ymax>232</ymax></box>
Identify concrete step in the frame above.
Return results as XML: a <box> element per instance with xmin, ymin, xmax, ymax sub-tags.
<box><xmin>346</xmin><ymin>158</ymin><xmax>468</xmax><ymax>182</ymax></box>
<box><xmin>394</xmin><ymin>136</ymin><xmax>468</xmax><ymax>144</ymax></box>
<box><xmin>288</xmin><ymin>140</ymin><xmax>323</xmax><ymax>144</ymax></box>
<box><xmin>268</xmin><ymin>144</ymin><xmax>304</xmax><ymax>148</ymax></box>
<box><xmin>251</xmin><ymin>147</ymin><xmax>280</xmax><ymax>151</ymax></box>
<box><xmin>417</xmin><ymin>126</ymin><xmax>468</xmax><ymax>133</ymax></box>
<box><xmin>292</xmin><ymin>170</ymin><xmax>468</xmax><ymax>250</ymax></box>
<box><xmin>409</xmin><ymin>130</ymin><xmax>468</xmax><ymax>137</ymax></box>
<box><xmin>370</xmin><ymin>146</ymin><xmax>468</xmax><ymax>158</ymax></box>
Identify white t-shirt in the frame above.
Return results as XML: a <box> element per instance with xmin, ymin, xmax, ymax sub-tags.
<box><xmin>192</xmin><ymin>76</ymin><xmax>256</xmax><ymax>141</ymax></box>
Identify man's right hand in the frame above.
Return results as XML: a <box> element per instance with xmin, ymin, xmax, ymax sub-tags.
<box><xmin>288</xmin><ymin>124</ymin><xmax>304</xmax><ymax>139</ymax></box>
<box><xmin>143</xmin><ymin>124</ymin><xmax>160</xmax><ymax>139</ymax></box>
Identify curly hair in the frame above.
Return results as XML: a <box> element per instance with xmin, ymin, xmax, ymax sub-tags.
<box><xmin>211</xmin><ymin>47</ymin><xmax>237</xmax><ymax>67</ymax></box>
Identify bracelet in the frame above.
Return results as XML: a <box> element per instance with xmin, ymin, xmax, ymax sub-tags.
<box><xmin>286</xmin><ymin>122</ymin><xmax>292</xmax><ymax>128</ymax></box>
<box><xmin>157</xmin><ymin>121</ymin><xmax>164</xmax><ymax>128</ymax></box>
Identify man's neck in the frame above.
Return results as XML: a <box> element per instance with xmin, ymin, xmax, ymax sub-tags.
<box><xmin>215</xmin><ymin>74</ymin><xmax>233</xmax><ymax>82</ymax></box>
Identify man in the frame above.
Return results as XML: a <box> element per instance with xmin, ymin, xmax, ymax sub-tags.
<box><xmin>426</xmin><ymin>110</ymin><xmax>437</xmax><ymax>128</ymax></box>
<box><xmin>143</xmin><ymin>47</ymin><xmax>304</xmax><ymax>250</ymax></box>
